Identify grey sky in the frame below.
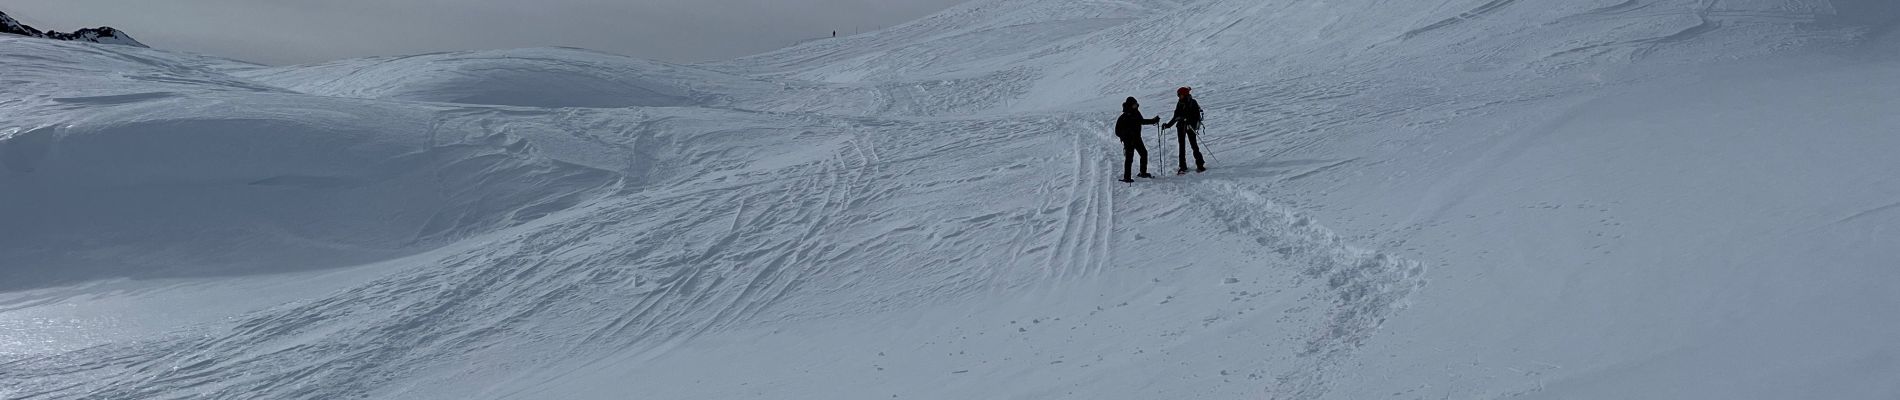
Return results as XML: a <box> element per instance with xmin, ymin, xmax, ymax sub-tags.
<box><xmin>5</xmin><ymin>0</ymin><xmax>968</xmax><ymax>65</ymax></box>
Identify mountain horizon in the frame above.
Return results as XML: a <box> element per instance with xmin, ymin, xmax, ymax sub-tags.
<box><xmin>0</xmin><ymin>9</ymin><xmax>146</xmax><ymax>48</ymax></box>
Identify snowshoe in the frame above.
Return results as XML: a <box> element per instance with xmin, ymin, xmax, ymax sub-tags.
<box><xmin>1196</xmin><ymin>166</ymin><xmax>1207</xmax><ymax>173</ymax></box>
<box><xmin>1136</xmin><ymin>173</ymin><xmax>1155</xmax><ymax>179</ymax></box>
<box><xmin>1119</xmin><ymin>177</ymin><xmax>1134</xmax><ymax>183</ymax></box>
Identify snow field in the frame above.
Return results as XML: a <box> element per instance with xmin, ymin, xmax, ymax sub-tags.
<box><xmin>4</xmin><ymin>0</ymin><xmax>1899</xmax><ymax>398</ymax></box>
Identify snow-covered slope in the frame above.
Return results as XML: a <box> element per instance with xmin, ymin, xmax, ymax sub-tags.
<box><xmin>1</xmin><ymin>38</ymin><xmax>625</xmax><ymax>293</ymax></box>
<box><xmin>3</xmin><ymin>1</ymin><xmax>1898</xmax><ymax>399</ymax></box>
<box><xmin>235</xmin><ymin>47</ymin><xmax>772</xmax><ymax>108</ymax></box>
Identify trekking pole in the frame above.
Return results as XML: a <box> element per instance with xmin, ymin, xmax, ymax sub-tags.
<box><xmin>1164</xmin><ymin>122</ymin><xmax>1180</xmax><ymax>175</ymax></box>
<box><xmin>1155</xmin><ymin>122</ymin><xmax>1165</xmax><ymax>176</ymax></box>
<box><xmin>1202</xmin><ymin>123</ymin><xmax>1220</xmax><ymax>165</ymax></box>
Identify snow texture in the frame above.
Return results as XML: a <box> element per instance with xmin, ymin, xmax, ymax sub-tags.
<box><xmin>3</xmin><ymin>0</ymin><xmax>1899</xmax><ymax>399</ymax></box>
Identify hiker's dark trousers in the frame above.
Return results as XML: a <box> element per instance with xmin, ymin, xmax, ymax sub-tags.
<box><xmin>1177</xmin><ymin>124</ymin><xmax>1204</xmax><ymax>170</ymax></box>
<box><xmin>1123</xmin><ymin>139</ymin><xmax>1149</xmax><ymax>180</ymax></box>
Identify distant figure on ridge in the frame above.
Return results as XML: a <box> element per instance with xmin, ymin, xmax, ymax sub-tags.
<box><xmin>1116</xmin><ymin>97</ymin><xmax>1161</xmax><ymax>183</ymax></box>
<box><xmin>1160</xmin><ymin>87</ymin><xmax>1206</xmax><ymax>174</ymax></box>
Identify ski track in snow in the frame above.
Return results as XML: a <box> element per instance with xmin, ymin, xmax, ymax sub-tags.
<box><xmin>0</xmin><ymin>93</ymin><xmax>1422</xmax><ymax>399</ymax></box>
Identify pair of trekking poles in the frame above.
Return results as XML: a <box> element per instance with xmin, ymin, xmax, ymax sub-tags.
<box><xmin>1155</xmin><ymin>122</ymin><xmax>1219</xmax><ymax>169</ymax></box>
<box><xmin>1128</xmin><ymin>122</ymin><xmax>1218</xmax><ymax>186</ymax></box>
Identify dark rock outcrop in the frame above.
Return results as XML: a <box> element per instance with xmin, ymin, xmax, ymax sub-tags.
<box><xmin>0</xmin><ymin>10</ymin><xmax>146</xmax><ymax>47</ymax></box>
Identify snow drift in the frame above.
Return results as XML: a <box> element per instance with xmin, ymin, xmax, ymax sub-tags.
<box><xmin>0</xmin><ymin>39</ymin><xmax>621</xmax><ymax>290</ymax></box>
<box><xmin>3</xmin><ymin>0</ymin><xmax>1899</xmax><ymax>399</ymax></box>
<box><xmin>237</xmin><ymin>47</ymin><xmax>757</xmax><ymax>108</ymax></box>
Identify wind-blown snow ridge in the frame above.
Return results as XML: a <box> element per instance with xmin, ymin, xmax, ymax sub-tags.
<box><xmin>0</xmin><ymin>38</ymin><xmax>624</xmax><ymax>290</ymax></box>
<box><xmin>237</xmin><ymin>48</ymin><xmax>764</xmax><ymax>108</ymax></box>
<box><xmin>4</xmin><ymin>1</ymin><xmax>1900</xmax><ymax>399</ymax></box>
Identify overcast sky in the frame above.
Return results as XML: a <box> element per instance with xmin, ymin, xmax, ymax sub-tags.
<box><xmin>5</xmin><ymin>0</ymin><xmax>968</xmax><ymax>65</ymax></box>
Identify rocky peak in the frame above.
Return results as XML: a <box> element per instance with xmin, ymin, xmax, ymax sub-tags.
<box><xmin>0</xmin><ymin>10</ymin><xmax>147</xmax><ymax>47</ymax></box>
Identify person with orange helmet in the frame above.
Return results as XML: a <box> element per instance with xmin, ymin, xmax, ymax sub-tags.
<box><xmin>1160</xmin><ymin>86</ymin><xmax>1206</xmax><ymax>174</ymax></box>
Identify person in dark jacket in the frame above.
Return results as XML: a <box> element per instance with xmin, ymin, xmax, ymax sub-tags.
<box><xmin>1115</xmin><ymin>97</ymin><xmax>1160</xmax><ymax>182</ymax></box>
<box><xmin>1160</xmin><ymin>87</ymin><xmax>1205</xmax><ymax>173</ymax></box>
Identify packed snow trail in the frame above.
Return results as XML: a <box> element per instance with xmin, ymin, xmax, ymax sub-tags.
<box><xmin>5</xmin><ymin>0</ymin><xmax>1900</xmax><ymax>399</ymax></box>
